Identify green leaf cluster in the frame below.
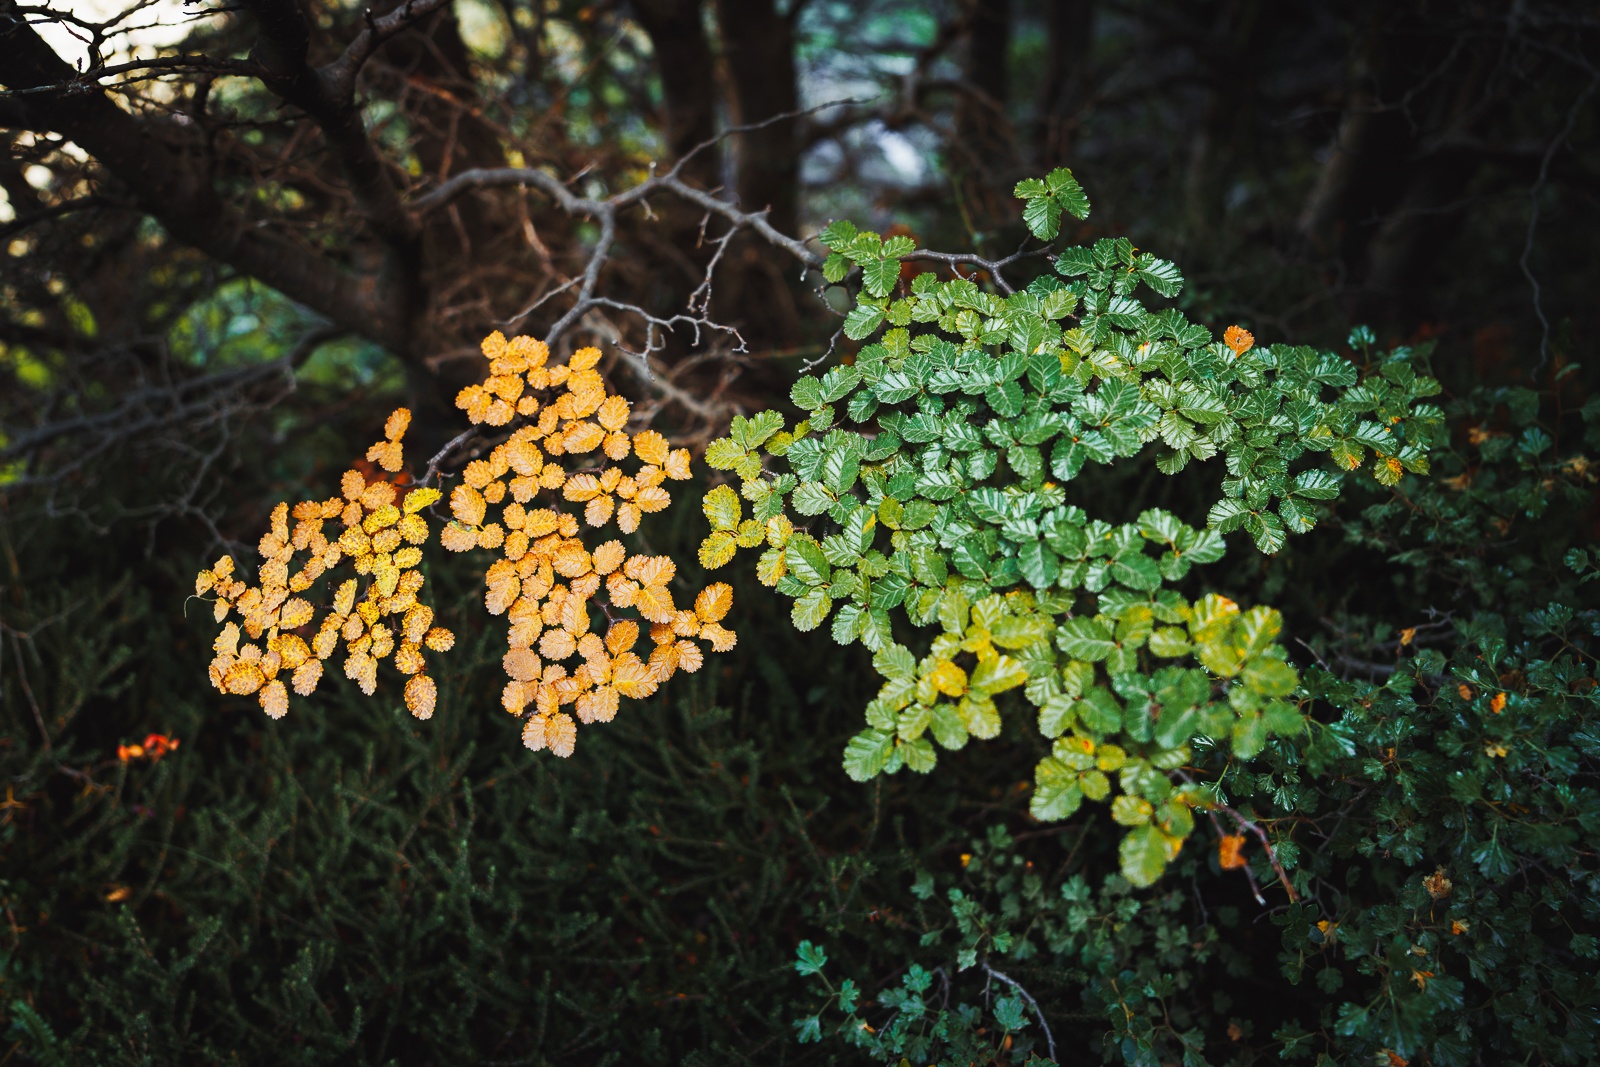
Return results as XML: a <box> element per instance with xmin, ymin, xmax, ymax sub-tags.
<box><xmin>699</xmin><ymin>175</ymin><xmax>1442</xmax><ymax>885</ymax></box>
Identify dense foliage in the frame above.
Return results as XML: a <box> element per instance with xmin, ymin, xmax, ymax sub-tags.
<box><xmin>701</xmin><ymin>174</ymin><xmax>1442</xmax><ymax>887</ymax></box>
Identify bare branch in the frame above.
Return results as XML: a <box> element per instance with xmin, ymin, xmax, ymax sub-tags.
<box><xmin>980</xmin><ymin>962</ymin><xmax>1056</xmax><ymax>1061</ymax></box>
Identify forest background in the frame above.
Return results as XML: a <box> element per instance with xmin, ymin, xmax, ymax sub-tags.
<box><xmin>1</xmin><ymin>0</ymin><xmax>1597</xmax><ymax>1063</ymax></box>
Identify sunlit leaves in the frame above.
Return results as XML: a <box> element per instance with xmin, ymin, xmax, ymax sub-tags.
<box><xmin>200</xmin><ymin>337</ymin><xmax>730</xmax><ymax>757</ymax></box>
<box><xmin>688</xmin><ymin>173</ymin><xmax>1439</xmax><ymax>891</ymax></box>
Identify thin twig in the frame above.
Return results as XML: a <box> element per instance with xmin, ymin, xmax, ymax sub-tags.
<box><xmin>980</xmin><ymin>962</ymin><xmax>1056</xmax><ymax>1061</ymax></box>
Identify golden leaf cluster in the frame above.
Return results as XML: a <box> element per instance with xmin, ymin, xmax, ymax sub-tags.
<box><xmin>444</xmin><ymin>333</ymin><xmax>735</xmax><ymax>757</ymax></box>
<box><xmin>195</xmin><ymin>332</ymin><xmax>735</xmax><ymax>758</ymax></box>
<box><xmin>196</xmin><ymin>410</ymin><xmax>452</xmax><ymax>722</ymax></box>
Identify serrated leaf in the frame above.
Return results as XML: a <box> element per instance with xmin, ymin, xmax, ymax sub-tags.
<box><xmin>1057</xmin><ymin>617</ymin><xmax>1117</xmax><ymax>661</ymax></box>
<box><xmin>1022</xmin><ymin>194</ymin><xmax>1063</xmax><ymax>240</ymax></box>
<box><xmin>705</xmin><ymin>438</ymin><xmax>747</xmax><ymax>470</ymax></box>
<box><xmin>702</xmin><ymin>484</ymin><xmax>742</xmax><ymax>531</ymax></box>
<box><xmin>791</xmin><ymin>481</ymin><xmax>835</xmax><ymax>516</ymax></box>
<box><xmin>1044</xmin><ymin>167</ymin><xmax>1091</xmax><ymax>219</ymax></box>
<box><xmin>791</xmin><ymin>588</ymin><xmax>833</xmax><ymax>632</ymax></box>
<box><xmin>843</xmin><ymin>304</ymin><xmax>886</xmax><ymax>340</ymax></box>
<box><xmin>874</xmin><ymin>643</ymin><xmax>916</xmax><ymax>681</ymax></box>
<box><xmin>698</xmin><ymin>531</ymin><xmax>737</xmax><ymax>569</ymax></box>
<box><xmin>1055</xmin><ymin>247</ymin><xmax>1094</xmax><ymax>277</ymax></box>
<box><xmin>785</xmin><ymin>537</ymin><xmax>831</xmax><ymax>585</ymax></box>
<box><xmin>818</xmin><ymin>219</ymin><xmax>858</xmax><ymax>249</ymax></box>
<box><xmin>1136</xmin><ymin>256</ymin><xmax>1184</xmax><ymax>297</ymax></box>
<box><xmin>1119</xmin><ymin>824</ymin><xmax>1174</xmax><ymax>888</ymax></box>
<box><xmin>862</xmin><ymin>257</ymin><xmax>899</xmax><ymax>297</ymax></box>
<box><xmin>831</xmin><ymin>603</ymin><xmax>864</xmax><ymax>645</ymax></box>
<box><xmin>842</xmin><ymin>728</ymin><xmax>894</xmax><ymax>781</ymax></box>
<box><xmin>731</xmin><ymin>410</ymin><xmax>785</xmax><ymax>451</ymax></box>
<box><xmin>790</xmin><ymin>377</ymin><xmax>824</xmax><ymax>410</ymax></box>
<box><xmin>1018</xmin><ymin>540</ymin><xmax>1059</xmax><ymax>589</ymax></box>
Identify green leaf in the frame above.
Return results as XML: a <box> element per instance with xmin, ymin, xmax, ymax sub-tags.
<box><xmin>881</xmin><ymin>234</ymin><xmax>916</xmax><ymax>258</ymax></box>
<box><xmin>874</xmin><ymin>643</ymin><xmax>916</xmax><ymax>681</ymax></box>
<box><xmin>790</xmin><ymin>377</ymin><xmax>824</xmax><ymax>410</ymax></box>
<box><xmin>791</xmin><ymin>588</ymin><xmax>833</xmax><ymax>632</ymax></box>
<box><xmin>831</xmin><ymin>603</ymin><xmax>863</xmax><ymax>645</ymax></box>
<box><xmin>820</xmin><ymin>447</ymin><xmax>860</xmax><ymax>495</ymax></box>
<box><xmin>794</xmin><ymin>940</ymin><xmax>828</xmax><ymax>976</ymax></box>
<box><xmin>785</xmin><ymin>537</ymin><xmax>832</xmax><ymax>585</ymax></box>
<box><xmin>791</xmin><ymin>481</ymin><xmax>835</xmax><ymax>516</ymax></box>
<box><xmin>843</xmin><ymin>304</ymin><xmax>886</xmax><ymax>340</ymax></box>
<box><xmin>704</xmin><ymin>438</ymin><xmax>747</xmax><ymax>470</ymax></box>
<box><xmin>1057</xmin><ymin>617</ymin><xmax>1117</xmax><ymax>661</ymax></box>
<box><xmin>731</xmin><ymin>411</ymin><xmax>784</xmax><ymax>451</ymax></box>
<box><xmin>1136</xmin><ymin>256</ymin><xmax>1184</xmax><ymax>297</ymax></box>
<box><xmin>1055</xmin><ymin>247</ymin><xmax>1094</xmax><ymax>276</ymax></box>
<box><xmin>901</xmin><ymin>736</ymin><xmax>937</xmax><ymax>773</ymax></box>
<box><xmin>969</xmin><ymin>655</ymin><xmax>1029</xmax><ymax>696</ymax></box>
<box><xmin>818</xmin><ymin>219</ymin><xmax>858</xmax><ymax>249</ymax></box>
<box><xmin>1119</xmin><ymin>824</ymin><xmax>1173</xmax><ymax>888</ymax></box>
<box><xmin>1044</xmin><ymin>167</ymin><xmax>1091</xmax><ymax>219</ymax></box>
<box><xmin>1111</xmin><ymin>794</ymin><xmax>1154</xmax><ymax>827</ymax></box>
<box><xmin>1022</xmin><ymin>194</ymin><xmax>1062</xmax><ymax>240</ymax></box>
<box><xmin>862</xmin><ymin>257</ymin><xmax>899</xmax><ymax>298</ymax></box>
<box><xmin>842</xmin><ymin>728</ymin><xmax>894</xmax><ymax>781</ymax></box>
<box><xmin>1018</xmin><ymin>540</ymin><xmax>1060</xmax><ymax>589</ymax></box>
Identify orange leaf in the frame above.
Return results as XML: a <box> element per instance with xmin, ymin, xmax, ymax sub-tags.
<box><xmin>1218</xmin><ymin>834</ymin><xmax>1247</xmax><ymax>870</ymax></box>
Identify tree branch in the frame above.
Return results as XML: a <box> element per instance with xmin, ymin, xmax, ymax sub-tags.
<box><xmin>0</xmin><ymin>2</ymin><xmax>404</xmax><ymax>349</ymax></box>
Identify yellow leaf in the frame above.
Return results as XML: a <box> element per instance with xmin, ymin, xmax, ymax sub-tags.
<box><xmin>259</xmin><ymin>679</ymin><xmax>288</xmax><ymax>719</ymax></box>
<box><xmin>481</xmin><ymin>330</ymin><xmax>508</xmax><ymax>360</ymax></box>
<box><xmin>563</xmin><ymin>473</ymin><xmax>603</xmax><ymax>501</ymax></box>
<box><xmin>585</xmin><ymin>495</ymin><xmax>616</xmax><ymax>527</ymax></box>
<box><xmin>699</xmin><ymin>621</ymin><xmax>737</xmax><ymax>652</ymax></box>
<box><xmin>1218</xmin><ymin>834</ymin><xmax>1247</xmax><ymax>869</ymax></box>
<box><xmin>546</xmin><ymin>712</ymin><xmax>577</xmax><ymax>757</ymax></box>
<box><xmin>450</xmin><ymin>485</ymin><xmax>486</xmax><ymax>526</ymax></box>
<box><xmin>279</xmin><ymin>598</ymin><xmax>314</xmax><ymax>629</ymax></box>
<box><xmin>384</xmin><ymin>407</ymin><xmax>412</xmax><ymax>441</ymax></box>
<box><xmin>571</xmin><ymin>346</ymin><xmax>603</xmax><ymax>371</ymax></box>
<box><xmin>611</xmin><ymin>655</ymin><xmax>658</xmax><ymax>699</ymax></box>
<box><xmin>366</xmin><ymin>439</ymin><xmax>404</xmax><ymax>472</ymax></box>
<box><xmin>403</xmin><ymin>487</ymin><xmax>441</xmax><ymax>514</ymax></box>
<box><xmin>521</xmin><ymin>710</ymin><xmax>546</xmax><ymax>749</ymax></box>
<box><xmin>597</xmin><ymin>395</ymin><xmax>630</xmax><ymax>431</ymax></box>
<box><xmin>577</xmin><ymin>685</ymin><xmax>619</xmax><ymax>723</ymax></box>
<box><xmin>605</xmin><ymin>621</ymin><xmax>640</xmax><ymax>655</ymax></box>
<box><xmin>633</xmin><ymin>430</ymin><xmax>669</xmax><ymax>466</ymax></box>
<box><xmin>634</xmin><ymin>584</ymin><xmax>676</xmax><ymax>623</ymax></box>
<box><xmin>440</xmin><ymin>522</ymin><xmax>478</xmax><ymax>552</ymax></box>
<box><xmin>404</xmin><ymin>675</ymin><xmax>437</xmax><ymax>720</ymax></box>
<box><xmin>291</xmin><ymin>658</ymin><xmax>322</xmax><ymax>696</ymax></box>
<box><xmin>929</xmin><ymin>660</ymin><xmax>968</xmax><ymax>698</ymax></box>
<box><xmin>591</xmin><ymin>540</ymin><xmax>626</xmax><ymax>575</ymax></box>
<box><xmin>702</xmin><ymin>484</ymin><xmax>742</xmax><ymax>531</ymax></box>
<box><xmin>694</xmin><ymin>582</ymin><xmax>734</xmax><ymax>623</ymax></box>
<box><xmin>504</xmin><ymin>648</ymin><xmax>542</xmax><ymax>681</ymax></box>
<box><xmin>563</xmin><ymin>421</ymin><xmax>605</xmax><ymax>453</ymax></box>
